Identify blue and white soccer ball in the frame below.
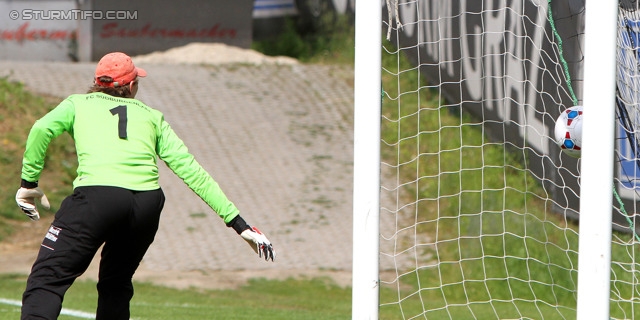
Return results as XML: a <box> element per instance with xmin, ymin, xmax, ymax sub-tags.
<box><xmin>554</xmin><ymin>105</ymin><xmax>583</xmax><ymax>158</ymax></box>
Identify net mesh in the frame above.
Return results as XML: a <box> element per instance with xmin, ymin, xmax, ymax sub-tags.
<box><xmin>376</xmin><ymin>1</ymin><xmax>640</xmax><ymax>318</ymax></box>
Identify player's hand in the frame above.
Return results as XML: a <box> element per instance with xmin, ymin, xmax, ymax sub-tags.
<box><xmin>15</xmin><ymin>187</ymin><xmax>50</xmax><ymax>221</ymax></box>
<box><xmin>241</xmin><ymin>226</ymin><xmax>276</xmax><ymax>261</ymax></box>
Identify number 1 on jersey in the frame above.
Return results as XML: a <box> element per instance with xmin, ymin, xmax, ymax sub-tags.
<box><xmin>110</xmin><ymin>105</ymin><xmax>128</xmax><ymax>139</ymax></box>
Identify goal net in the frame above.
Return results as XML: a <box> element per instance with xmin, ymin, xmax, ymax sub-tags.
<box><xmin>368</xmin><ymin>0</ymin><xmax>639</xmax><ymax>318</ymax></box>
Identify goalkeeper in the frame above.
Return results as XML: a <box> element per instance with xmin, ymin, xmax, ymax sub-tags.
<box><xmin>16</xmin><ymin>52</ymin><xmax>276</xmax><ymax>320</ymax></box>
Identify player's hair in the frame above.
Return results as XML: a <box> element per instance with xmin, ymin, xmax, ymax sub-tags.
<box><xmin>87</xmin><ymin>76</ymin><xmax>136</xmax><ymax>98</ymax></box>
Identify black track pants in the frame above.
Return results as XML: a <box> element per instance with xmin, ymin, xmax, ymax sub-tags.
<box><xmin>21</xmin><ymin>186</ymin><xmax>165</xmax><ymax>320</ymax></box>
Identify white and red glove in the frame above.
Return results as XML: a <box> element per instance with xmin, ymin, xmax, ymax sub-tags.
<box><xmin>241</xmin><ymin>226</ymin><xmax>276</xmax><ymax>261</ymax></box>
<box><xmin>16</xmin><ymin>187</ymin><xmax>50</xmax><ymax>221</ymax></box>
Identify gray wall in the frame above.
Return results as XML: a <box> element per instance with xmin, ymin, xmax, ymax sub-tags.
<box><xmin>0</xmin><ymin>0</ymin><xmax>77</xmax><ymax>61</ymax></box>
<box><xmin>0</xmin><ymin>0</ymin><xmax>253</xmax><ymax>62</ymax></box>
<box><xmin>80</xmin><ymin>0</ymin><xmax>253</xmax><ymax>61</ymax></box>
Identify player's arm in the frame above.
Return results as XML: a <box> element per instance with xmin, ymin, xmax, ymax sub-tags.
<box><xmin>17</xmin><ymin>98</ymin><xmax>75</xmax><ymax>220</ymax></box>
<box><xmin>156</xmin><ymin>117</ymin><xmax>275</xmax><ymax>261</ymax></box>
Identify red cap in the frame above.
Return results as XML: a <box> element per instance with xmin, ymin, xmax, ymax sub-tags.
<box><xmin>95</xmin><ymin>52</ymin><xmax>146</xmax><ymax>87</ymax></box>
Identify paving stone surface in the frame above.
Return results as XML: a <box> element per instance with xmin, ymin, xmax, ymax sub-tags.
<box><xmin>0</xmin><ymin>60</ymin><xmax>359</xmax><ymax>275</ymax></box>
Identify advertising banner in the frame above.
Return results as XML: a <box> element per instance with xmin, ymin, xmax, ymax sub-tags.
<box><xmin>0</xmin><ymin>0</ymin><xmax>253</xmax><ymax>61</ymax></box>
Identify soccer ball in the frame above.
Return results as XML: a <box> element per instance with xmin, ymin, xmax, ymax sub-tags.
<box><xmin>554</xmin><ymin>105</ymin><xmax>583</xmax><ymax>158</ymax></box>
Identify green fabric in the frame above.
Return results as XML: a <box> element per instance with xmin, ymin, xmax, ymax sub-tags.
<box><xmin>21</xmin><ymin>92</ymin><xmax>239</xmax><ymax>223</ymax></box>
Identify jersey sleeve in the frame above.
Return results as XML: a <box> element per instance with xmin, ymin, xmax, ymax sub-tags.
<box><xmin>155</xmin><ymin>116</ymin><xmax>240</xmax><ymax>223</ymax></box>
<box><xmin>21</xmin><ymin>98</ymin><xmax>75</xmax><ymax>183</ymax></box>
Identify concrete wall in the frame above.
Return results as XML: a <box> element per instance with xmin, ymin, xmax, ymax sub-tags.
<box><xmin>0</xmin><ymin>0</ymin><xmax>253</xmax><ymax>62</ymax></box>
<box><xmin>0</xmin><ymin>0</ymin><xmax>77</xmax><ymax>61</ymax></box>
<box><xmin>80</xmin><ymin>0</ymin><xmax>253</xmax><ymax>61</ymax></box>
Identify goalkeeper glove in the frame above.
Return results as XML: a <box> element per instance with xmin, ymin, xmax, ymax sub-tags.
<box><xmin>16</xmin><ymin>187</ymin><xmax>50</xmax><ymax>221</ymax></box>
<box><xmin>241</xmin><ymin>226</ymin><xmax>276</xmax><ymax>262</ymax></box>
<box><xmin>227</xmin><ymin>215</ymin><xmax>276</xmax><ymax>261</ymax></box>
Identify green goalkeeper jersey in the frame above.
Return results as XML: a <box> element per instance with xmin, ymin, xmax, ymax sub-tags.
<box><xmin>21</xmin><ymin>92</ymin><xmax>239</xmax><ymax>223</ymax></box>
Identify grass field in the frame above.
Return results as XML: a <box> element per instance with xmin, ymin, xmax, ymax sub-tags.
<box><xmin>0</xmin><ymin>274</ymin><xmax>362</xmax><ymax>320</ymax></box>
<box><xmin>375</xmin><ymin>43</ymin><xmax>581</xmax><ymax>319</ymax></box>
<box><xmin>0</xmin><ymin>79</ymin><xmax>78</xmax><ymax>240</ymax></box>
<box><xmin>376</xmin><ymin>31</ymin><xmax>640</xmax><ymax>319</ymax></box>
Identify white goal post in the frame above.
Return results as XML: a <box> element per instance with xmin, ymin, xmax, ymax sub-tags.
<box><xmin>351</xmin><ymin>0</ymin><xmax>382</xmax><ymax>318</ymax></box>
<box><xmin>352</xmin><ymin>0</ymin><xmax>627</xmax><ymax>319</ymax></box>
<box><xmin>576</xmin><ymin>0</ymin><xmax>617</xmax><ymax>318</ymax></box>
